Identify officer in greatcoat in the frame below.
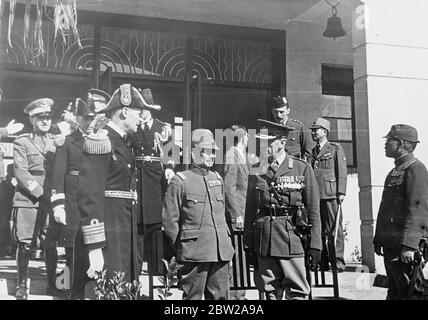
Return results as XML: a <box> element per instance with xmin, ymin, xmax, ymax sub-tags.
<box><xmin>309</xmin><ymin>118</ymin><xmax>347</xmax><ymax>272</ymax></box>
<box><xmin>77</xmin><ymin>84</ymin><xmax>154</xmax><ymax>284</ymax></box>
<box><xmin>374</xmin><ymin>124</ymin><xmax>428</xmax><ymax>300</ymax></box>
<box><xmin>11</xmin><ymin>98</ymin><xmax>64</xmax><ymax>299</ymax></box>
<box><xmin>128</xmin><ymin>88</ymin><xmax>172</xmax><ymax>274</ymax></box>
<box><xmin>50</xmin><ymin>99</ymin><xmax>97</xmax><ymax>299</ymax></box>
<box><xmin>162</xmin><ymin>129</ymin><xmax>235</xmax><ymax>300</ymax></box>
<box><xmin>244</xmin><ymin>119</ymin><xmax>322</xmax><ymax>300</ymax></box>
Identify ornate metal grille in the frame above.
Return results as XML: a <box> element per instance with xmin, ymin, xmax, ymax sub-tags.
<box><xmin>192</xmin><ymin>36</ymin><xmax>272</xmax><ymax>83</ymax></box>
<box><xmin>100</xmin><ymin>26</ymin><xmax>186</xmax><ymax>78</ymax></box>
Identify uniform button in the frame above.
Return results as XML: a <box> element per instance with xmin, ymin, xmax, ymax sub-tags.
<box><xmin>211</xmin><ymin>201</ymin><xmax>214</xmax><ymax>204</ymax></box>
<box><xmin>128</xmin><ymin>164</ymin><xmax>131</xmax><ymax>168</ymax></box>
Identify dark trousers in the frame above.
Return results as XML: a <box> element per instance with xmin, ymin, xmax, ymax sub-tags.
<box><xmin>229</xmin><ymin>265</ymin><xmax>246</xmax><ymax>300</ymax></box>
<box><xmin>383</xmin><ymin>248</ymin><xmax>414</xmax><ymax>300</ymax></box>
<box><xmin>179</xmin><ymin>261</ymin><xmax>230</xmax><ymax>300</ymax></box>
<box><xmin>65</xmin><ymin>232</ymin><xmax>90</xmax><ymax>299</ymax></box>
<box><xmin>137</xmin><ymin>222</ymin><xmax>164</xmax><ymax>275</ymax></box>
<box><xmin>320</xmin><ymin>198</ymin><xmax>345</xmax><ymax>267</ymax></box>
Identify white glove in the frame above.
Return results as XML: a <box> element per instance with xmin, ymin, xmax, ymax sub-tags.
<box><xmin>165</xmin><ymin>168</ymin><xmax>175</xmax><ymax>184</ymax></box>
<box><xmin>87</xmin><ymin>248</ymin><xmax>104</xmax><ymax>278</ymax></box>
<box><xmin>5</xmin><ymin>119</ymin><xmax>24</xmax><ymax>135</ymax></box>
<box><xmin>53</xmin><ymin>207</ymin><xmax>67</xmax><ymax>225</ymax></box>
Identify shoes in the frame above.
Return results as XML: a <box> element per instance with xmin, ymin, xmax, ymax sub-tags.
<box><xmin>15</xmin><ymin>283</ymin><xmax>28</xmax><ymax>300</ymax></box>
<box><xmin>336</xmin><ymin>261</ymin><xmax>346</xmax><ymax>273</ymax></box>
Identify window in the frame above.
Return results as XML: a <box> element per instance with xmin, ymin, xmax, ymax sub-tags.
<box><xmin>321</xmin><ymin>64</ymin><xmax>356</xmax><ymax>168</ymax></box>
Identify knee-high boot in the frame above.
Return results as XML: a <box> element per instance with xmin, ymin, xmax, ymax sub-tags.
<box><xmin>15</xmin><ymin>243</ymin><xmax>31</xmax><ymax>300</ymax></box>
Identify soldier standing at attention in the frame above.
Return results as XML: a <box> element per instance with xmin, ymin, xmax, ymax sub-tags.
<box><xmin>162</xmin><ymin>129</ymin><xmax>235</xmax><ymax>300</ymax></box>
<box><xmin>11</xmin><ymin>98</ymin><xmax>64</xmax><ymax>299</ymax></box>
<box><xmin>374</xmin><ymin>124</ymin><xmax>428</xmax><ymax>300</ymax></box>
<box><xmin>77</xmin><ymin>84</ymin><xmax>148</xmax><ymax>283</ymax></box>
<box><xmin>271</xmin><ymin>95</ymin><xmax>313</xmax><ymax>161</ymax></box>
<box><xmin>244</xmin><ymin>119</ymin><xmax>321</xmax><ymax>300</ymax></box>
<box><xmin>309</xmin><ymin>118</ymin><xmax>347</xmax><ymax>272</ymax></box>
<box><xmin>50</xmin><ymin>99</ymin><xmax>97</xmax><ymax>299</ymax></box>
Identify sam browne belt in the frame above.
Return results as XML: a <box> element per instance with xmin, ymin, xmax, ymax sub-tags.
<box><xmin>134</xmin><ymin>155</ymin><xmax>161</xmax><ymax>162</ymax></box>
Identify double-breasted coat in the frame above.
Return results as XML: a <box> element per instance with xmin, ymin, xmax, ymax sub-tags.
<box><xmin>78</xmin><ymin>125</ymin><xmax>139</xmax><ymax>281</ymax></box>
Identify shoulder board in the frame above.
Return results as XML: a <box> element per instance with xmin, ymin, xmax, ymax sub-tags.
<box><xmin>291</xmin><ymin>119</ymin><xmax>302</xmax><ymax>124</ymax></box>
<box><xmin>176</xmin><ymin>172</ymin><xmax>186</xmax><ymax>180</ymax></box>
<box><xmin>154</xmin><ymin>118</ymin><xmax>170</xmax><ymax>126</ymax></box>
<box><xmin>15</xmin><ymin>133</ymin><xmax>31</xmax><ymax>140</ymax></box>
<box><xmin>215</xmin><ymin>171</ymin><xmax>223</xmax><ymax>180</ymax></box>
<box><xmin>330</xmin><ymin>142</ymin><xmax>339</xmax><ymax>147</ymax></box>
<box><xmin>291</xmin><ymin>155</ymin><xmax>306</xmax><ymax>163</ymax></box>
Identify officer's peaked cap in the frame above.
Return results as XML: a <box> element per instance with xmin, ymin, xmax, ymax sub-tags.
<box><xmin>87</xmin><ymin>88</ymin><xmax>111</xmax><ymax>102</ymax></box>
<box><xmin>255</xmin><ymin>119</ymin><xmax>295</xmax><ymax>140</ymax></box>
<box><xmin>272</xmin><ymin>95</ymin><xmax>289</xmax><ymax>109</ymax></box>
<box><xmin>24</xmin><ymin>98</ymin><xmax>53</xmax><ymax>116</ymax></box>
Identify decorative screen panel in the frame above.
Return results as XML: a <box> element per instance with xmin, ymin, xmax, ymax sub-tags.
<box><xmin>100</xmin><ymin>26</ymin><xmax>186</xmax><ymax>78</ymax></box>
<box><xmin>192</xmin><ymin>36</ymin><xmax>272</xmax><ymax>84</ymax></box>
<box><xmin>0</xmin><ymin>17</ymin><xmax>94</xmax><ymax>70</ymax></box>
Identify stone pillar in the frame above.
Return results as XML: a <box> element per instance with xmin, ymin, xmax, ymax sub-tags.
<box><xmin>352</xmin><ymin>0</ymin><xmax>428</xmax><ymax>272</ymax></box>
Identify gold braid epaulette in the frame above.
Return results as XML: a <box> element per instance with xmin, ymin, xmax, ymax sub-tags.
<box><xmin>83</xmin><ymin>129</ymin><xmax>112</xmax><ymax>154</ymax></box>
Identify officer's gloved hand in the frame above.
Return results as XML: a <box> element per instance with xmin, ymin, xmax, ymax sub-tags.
<box><xmin>165</xmin><ymin>168</ymin><xmax>175</xmax><ymax>184</ymax></box>
<box><xmin>307</xmin><ymin>248</ymin><xmax>321</xmax><ymax>271</ymax></box>
<box><xmin>53</xmin><ymin>207</ymin><xmax>67</xmax><ymax>225</ymax></box>
<box><xmin>400</xmin><ymin>246</ymin><xmax>417</xmax><ymax>264</ymax></box>
<box><xmin>87</xmin><ymin>248</ymin><xmax>104</xmax><ymax>279</ymax></box>
<box><xmin>374</xmin><ymin>244</ymin><xmax>383</xmax><ymax>256</ymax></box>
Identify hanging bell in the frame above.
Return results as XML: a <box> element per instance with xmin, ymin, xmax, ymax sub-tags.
<box><xmin>323</xmin><ymin>6</ymin><xmax>346</xmax><ymax>40</ymax></box>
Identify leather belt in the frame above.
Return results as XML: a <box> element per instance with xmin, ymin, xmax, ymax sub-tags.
<box><xmin>67</xmin><ymin>170</ymin><xmax>79</xmax><ymax>176</ymax></box>
<box><xmin>105</xmin><ymin>190</ymin><xmax>137</xmax><ymax>200</ymax></box>
<box><xmin>134</xmin><ymin>155</ymin><xmax>161</xmax><ymax>162</ymax></box>
<box><xmin>259</xmin><ymin>206</ymin><xmax>297</xmax><ymax>217</ymax></box>
<box><xmin>29</xmin><ymin>170</ymin><xmax>45</xmax><ymax>176</ymax></box>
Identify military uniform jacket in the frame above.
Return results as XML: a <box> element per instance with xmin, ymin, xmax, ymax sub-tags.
<box><xmin>244</xmin><ymin>154</ymin><xmax>322</xmax><ymax>258</ymax></box>
<box><xmin>224</xmin><ymin>147</ymin><xmax>250</xmax><ymax>224</ymax></box>
<box><xmin>50</xmin><ymin>130</ymin><xmax>85</xmax><ymax>247</ymax></box>
<box><xmin>12</xmin><ymin>132</ymin><xmax>58</xmax><ymax>208</ymax></box>
<box><xmin>374</xmin><ymin>153</ymin><xmax>428</xmax><ymax>250</ymax></box>
<box><xmin>129</xmin><ymin>119</ymin><xmax>166</xmax><ymax>225</ymax></box>
<box><xmin>284</xmin><ymin>118</ymin><xmax>313</xmax><ymax>160</ymax></box>
<box><xmin>311</xmin><ymin>141</ymin><xmax>347</xmax><ymax>199</ymax></box>
<box><xmin>162</xmin><ymin>164</ymin><xmax>235</xmax><ymax>263</ymax></box>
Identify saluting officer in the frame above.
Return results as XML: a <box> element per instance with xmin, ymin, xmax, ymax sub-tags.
<box><xmin>374</xmin><ymin>124</ymin><xmax>428</xmax><ymax>300</ymax></box>
<box><xmin>271</xmin><ymin>96</ymin><xmax>313</xmax><ymax>160</ymax></box>
<box><xmin>11</xmin><ymin>98</ymin><xmax>64</xmax><ymax>299</ymax></box>
<box><xmin>128</xmin><ymin>88</ymin><xmax>172</xmax><ymax>273</ymax></box>
<box><xmin>309</xmin><ymin>118</ymin><xmax>347</xmax><ymax>272</ymax></box>
<box><xmin>87</xmin><ymin>88</ymin><xmax>111</xmax><ymax>132</ymax></box>
<box><xmin>162</xmin><ymin>129</ymin><xmax>235</xmax><ymax>300</ymax></box>
<box><xmin>77</xmin><ymin>84</ymin><xmax>149</xmax><ymax>284</ymax></box>
<box><xmin>50</xmin><ymin>99</ymin><xmax>97</xmax><ymax>299</ymax></box>
<box><xmin>244</xmin><ymin>119</ymin><xmax>321</xmax><ymax>300</ymax></box>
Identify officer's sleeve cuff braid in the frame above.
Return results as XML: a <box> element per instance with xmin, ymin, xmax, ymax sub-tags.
<box><xmin>51</xmin><ymin>193</ymin><xmax>65</xmax><ymax>208</ymax></box>
<box><xmin>82</xmin><ymin>222</ymin><xmax>106</xmax><ymax>245</ymax></box>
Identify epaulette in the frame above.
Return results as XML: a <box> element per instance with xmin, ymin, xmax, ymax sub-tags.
<box><xmin>175</xmin><ymin>172</ymin><xmax>186</xmax><ymax>180</ymax></box>
<box><xmin>330</xmin><ymin>141</ymin><xmax>339</xmax><ymax>146</ymax></box>
<box><xmin>155</xmin><ymin>118</ymin><xmax>171</xmax><ymax>127</ymax></box>
<box><xmin>291</xmin><ymin>119</ymin><xmax>302</xmax><ymax>124</ymax></box>
<box><xmin>291</xmin><ymin>155</ymin><xmax>306</xmax><ymax>164</ymax></box>
<box><xmin>215</xmin><ymin>171</ymin><xmax>223</xmax><ymax>180</ymax></box>
<box><xmin>83</xmin><ymin>129</ymin><xmax>111</xmax><ymax>154</ymax></box>
<box><xmin>52</xmin><ymin>134</ymin><xmax>66</xmax><ymax>147</ymax></box>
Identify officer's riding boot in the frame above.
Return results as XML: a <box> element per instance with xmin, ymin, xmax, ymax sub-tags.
<box><xmin>15</xmin><ymin>243</ymin><xmax>31</xmax><ymax>300</ymax></box>
<box><xmin>44</xmin><ymin>241</ymin><xmax>64</xmax><ymax>297</ymax></box>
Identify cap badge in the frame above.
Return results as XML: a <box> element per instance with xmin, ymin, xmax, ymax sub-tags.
<box><xmin>120</xmin><ymin>84</ymin><xmax>131</xmax><ymax>106</ymax></box>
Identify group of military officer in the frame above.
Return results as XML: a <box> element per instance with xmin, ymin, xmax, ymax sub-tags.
<box><xmin>7</xmin><ymin>81</ymin><xmax>427</xmax><ymax>300</ymax></box>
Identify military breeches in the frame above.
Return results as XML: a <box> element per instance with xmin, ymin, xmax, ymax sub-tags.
<box><xmin>179</xmin><ymin>261</ymin><xmax>230</xmax><ymax>300</ymax></box>
<box><xmin>320</xmin><ymin>199</ymin><xmax>345</xmax><ymax>265</ymax></box>
<box><xmin>383</xmin><ymin>248</ymin><xmax>414</xmax><ymax>300</ymax></box>
<box><xmin>254</xmin><ymin>255</ymin><xmax>310</xmax><ymax>300</ymax></box>
<box><xmin>11</xmin><ymin>207</ymin><xmax>48</xmax><ymax>247</ymax></box>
